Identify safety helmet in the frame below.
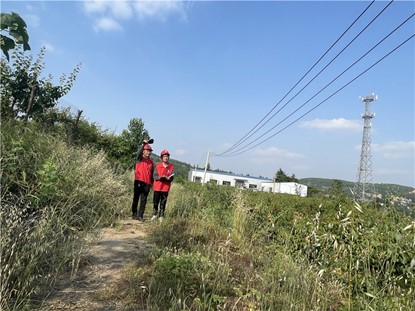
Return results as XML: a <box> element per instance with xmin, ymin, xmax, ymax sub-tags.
<box><xmin>143</xmin><ymin>144</ymin><xmax>153</xmax><ymax>151</ymax></box>
<box><xmin>160</xmin><ymin>150</ymin><xmax>170</xmax><ymax>157</ymax></box>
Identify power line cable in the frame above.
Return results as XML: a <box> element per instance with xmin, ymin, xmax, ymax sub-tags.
<box><xmin>217</xmin><ymin>0</ymin><xmax>378</xmax><ymax>156</ymax></box>
<box><xmin>222</xmin><ymin>11</ymin><xmax>414</xmax><ymax>156</ymax></box>
<box><xmin>219</xmin><ymin>0</ymin><xmax>395</xmax><ymax>156</ymax></box>
<box><xmin>221</xmin><ymin>33</ymin><xmax>414</xmax><ymax>157</ymax></box>
<box><xmin>58</xmin><ymin>98</ymin><xmax>82</xmax><ymax>112</ymax></box>
<box><xmin>194</xmin><ymin>151</ymin><xmax>208</xmax><ymax>169</ymax></box>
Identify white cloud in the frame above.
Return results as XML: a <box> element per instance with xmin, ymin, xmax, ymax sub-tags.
<box><xmin>41</xmin><ymin>41</ymin><xmax>56</xmax><ymax>53</ymax></box>
<box><xmin>110</xmin><ymin>1</ymin><xmax>134</xmax><ymax>19</ymax></box>
<box><xmin>84</xmin><ymin>0</ymin><xmax>134</xmax><ymax>19</ymax></box>
<box><xmin>83</xmin><ymin>0</ymin><xmax>187</xmax><ymax>32</ymax></box>
<box><xmin>301</xmin><ymin>118</ymin><xmax>361</xmax><ymax>131</ymax></box>
<box><xmin>254</xmin><ymin>146</ymin><xmax>305</xmax><ymax>159</ymax></box>
<box><xmin>373</xmin><ymin>141</ymin><xmax>415</xmax><ymax>159</ymax></box>
<box><xmin>24</xmin><ymin>13</ymin><xmax>40</xmax><ymax>28</ymax></box>
<box><xmin>93</xmin><ymin>17</ymin><xmax>123</xmax><ymax>32</ymax></box>
<box><xmin>133</xmin><ymin>0</ymin><xmax>187</xmax><ymax>21</ymax></box>
<box><xmin>174</xmin><ymin>148</ymin><xmax>187</xmax><ymax>156</ymax></box>
<box><xmin>83</xmin><ymin>1</ymin><xmax>108</xmax><ymax>14</ymax></box>
<box><xmin>375</xmin><ymin>168</ymin><xmax>408</xmax><ymax>176</ymax></box>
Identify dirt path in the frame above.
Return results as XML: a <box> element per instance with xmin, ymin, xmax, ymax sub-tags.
<box><xmin>36</xmin><ymin>219</ymin><xmax>152</xmax><ymax>311</ymax></box>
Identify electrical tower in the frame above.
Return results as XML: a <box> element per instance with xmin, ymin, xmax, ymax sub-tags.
<box><xmin>353</xmin><ymin>93</ymin><xmax>377</xmax><ymax>201</ymax></box>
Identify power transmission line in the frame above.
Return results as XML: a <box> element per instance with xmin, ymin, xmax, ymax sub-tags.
<box><xmin>220</xmin><ymin>12</ymin><xmax>414</xmax><ymax>156</ymax></box>
<box><xmin>220</xmin><ymin>33</ymin><xmax>414</xmax><ymax>157</ymax></box>
<box><xmin>217</xmin><ymin>0</ymin><xmax>379</xmax><ymax>156</ymax></box>
<box><xmin>219</xmin><ymin>0</ymin><xmax>395</xmax><ymax>157</ymax></box>
<box><xmin>220</xmin><ymin>0</ymin><xmax>395</xmax><ymax>156</ymax></box>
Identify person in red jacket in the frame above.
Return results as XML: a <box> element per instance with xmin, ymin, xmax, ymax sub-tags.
<box><xmin>131</xmin><ymin>139</ymin><xmax>154</xmax><ymax>221</ymax></box>
<box><xmin>151</xmin><ymin>150</ymin><xmax>174</xmax><ymax>221</ymax></box>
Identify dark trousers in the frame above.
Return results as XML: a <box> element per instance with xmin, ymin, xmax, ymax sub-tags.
<box><xmin>153</xmin><ymin>191</ymin><xmax>169</xmax><ymax>217</ymax></box>
<box><xmin>131</xmin><ymin>180</ymin><xmax>150</xmax><ymax>218</ymax></box>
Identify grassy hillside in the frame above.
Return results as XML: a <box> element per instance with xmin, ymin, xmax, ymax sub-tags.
<box><xmin>1</xmin><ymin>122</ymin><xmax>131</xmax><ymax>310</ymax></box>
<box><xmin>2</xmin><ymin>119</ymin><xmax>413</xmax><ymax>310</ymax></box>
<box><xmin>163</xmin><ymin>159</ymin><xmax>414</xmax><ymax>204</ymax></box>
<box><xmin>125</xmin><ymin>182</ymin><xmax>415</xmax><ymax>310</ymax></box>
<box><xmin>300</xmin><ymin>177</ymin><xmax>415</xmax><ymax>202</ymax></box>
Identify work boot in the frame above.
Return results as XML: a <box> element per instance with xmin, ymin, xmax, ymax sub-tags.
<box><xmin>132</xmin><ymin>214</ymin><xmax>138</xmax><ymax>220</ymax></box>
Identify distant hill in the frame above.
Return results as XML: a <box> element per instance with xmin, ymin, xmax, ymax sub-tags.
<box><xmin>167</xmin><ymin>158</ymin><xmax>193</xmax><ymax>181</ymax></box>
<box><xmin>166</xmin><ymin>159</ymin><xmax>414</xmax><ymax>204</ymax></box>
<box><xmin>300</xmin><ymin>177</ymin><xmax>415</xmax><ymax>202</ymax></box>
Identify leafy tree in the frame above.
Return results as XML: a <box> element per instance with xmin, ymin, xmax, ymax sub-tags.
<box><xmin>0</xmin><ymin>47</ymin><xmax>81</xmax><ymax>122</ymax></box>
<box><xmin>109</xmin><ymin>118</ymin><xmax>150</xmax><ymax>169</ymax></box>
<box><xmin>29</xmin><ymin>108</ymin><xmax>152</xmax><ymax>172</ymax></box>
<box><xmin>306</xmin><ymin>185</ymin><xmax>320</xmax><ymax>197</ymax></box>
<box><xmin>290</xmin><ymin>173</ymin><xmax>299</xmax><ymax>183</ymax></box>
<box><xmin>1</xmin><ymin>12</ymin><xmax>30</xmax><ymax>61</ymax></box>
<box><xmin>123</xmin><ymin>117</ymin><xmax>150</xmax><ymax>150</ymax></box>
<box><xmin>275</xmin><ymin>168</ymin><xmax>287</xmax><ymax>182</ymax></box>
<box><xmin>329</xmin><ymin>179</ymin><xmax>346</xmax><ymax>198</ymax></box>
<box><xmin>274</xmin><ymin>168</ymin><xmax>299</xmax><ymax>182</ymax></box>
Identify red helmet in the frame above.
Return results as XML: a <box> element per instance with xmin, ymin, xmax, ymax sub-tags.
<box><xmin>143</xmin><ymin>144</ymin><xmax>153</xmax><ymax>151</ymax></box>
<box><xmin>160</xmin><ymin>150</ymin><xmax>170</xmax><ymax>157</ymax></box>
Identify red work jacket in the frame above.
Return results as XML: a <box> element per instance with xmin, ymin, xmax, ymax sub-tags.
<box><xmin>153</xmin><ymin>162</ymin><xmax>174</xmax><ymax>192</ymax></box>
<box><xmin>134</xmin><ymin>157</ymin><xmax>154</xmax><ymax>185</ymax></box>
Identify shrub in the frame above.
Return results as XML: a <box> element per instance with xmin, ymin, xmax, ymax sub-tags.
<box><xmin>0</xmin><ymin>121</ymin><xmax>131</xmax><ymax>309</ymax></box>
<box><xmin>134</xmin><ymin>182</ymin><xmax>415</xmax><ymax>310</ymax></box>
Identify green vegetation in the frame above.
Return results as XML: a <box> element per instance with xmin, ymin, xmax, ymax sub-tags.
<box><xmin>163</xmin><ymin>162</ymin><xmax>414</xmax><ymax>206</ymax></box>
<box><xmin>0</xmin><ymin>36</ymin><xmax>188</xmax><ymax>310</ymax></box>
<box><xmin>1</xmin><ymin>12</ymin><xmax>30</xmax><ymax>61</ymax></box>
<box><xmin>1</xmin><ymin>11</ymin><xmax>413</xmax><ymax>310</ymax></box>
<box><xmin>126</xmin><ymin>183</ymin><xmax>414</xmax><ymax>310</ymax></box>
<box><xmin>301</xmin><ymin>177</ymin><xmax>415</xmax><ymax>207</ymax></box>
<box><xmin>1</xmin><ymin>47</ymin><xmax>81</xmax><ymax>122</ymax></box>
<box><xmin>274</xmin><ymin>167</ymin><xmax>299</xmax><ymax>182</ymax></box>
<box><xmin>0</xmin><ymin>121</ymin><xmax>132</xmax><ymax>310</ymax></box>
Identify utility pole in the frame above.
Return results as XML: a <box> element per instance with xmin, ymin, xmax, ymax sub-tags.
<box><xmin>202</xmin><ymin>151</ymin><xmax>211</xmax><ymax>184</ymax></box>
<box><xmin>353</xmin><ymin>93</ymin><xmax>377</xmax><ymax>201</ymax></box>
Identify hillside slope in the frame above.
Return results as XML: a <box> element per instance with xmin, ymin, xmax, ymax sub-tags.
<box><xmin>300</xmin><ymin>177</ymin><xmax>414</xmax><ymax>202</ymax></box>
<box><xmin>165</xmin><ymin>158</ymin><xmax>414</xmax><ymax>202</ymax></box>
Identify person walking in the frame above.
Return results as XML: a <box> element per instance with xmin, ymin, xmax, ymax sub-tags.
<box><xmin>152</xmin><ymin>150</ymin><xmax>174</xmax><ymax>221</ymax></box>
<box><xmin>131</xmin><ymin>139</ymin><xmax>154</xmax><ymax>221</ymax></box>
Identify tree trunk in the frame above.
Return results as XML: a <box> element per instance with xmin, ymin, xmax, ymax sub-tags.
<box><xmin>72</xmin><ymin>109</ymin><xmax>83</xmax><ymax>140</ymax></box>
<box><xmin>23</xmin><ymin>85</ymin><xmax>37</xmax><ymax>125</ymax></box>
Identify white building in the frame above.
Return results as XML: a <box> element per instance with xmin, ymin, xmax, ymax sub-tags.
<box><xmin>261</xmin><ymin>181</ymin><xmax>308</xmax><ymax>197</ymax></box>
<box><xmin>188</xmin><ymin>169</ymin><xmax>308</xmax><ymax>197</ymax></box>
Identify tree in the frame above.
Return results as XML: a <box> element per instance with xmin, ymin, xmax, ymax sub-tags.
<box><xmin>307</xmin><ymin>186</ymin><xmax>320</xmax><ymax>197</ymax></box>
<box><xmin>123</xmin><ymin>118</ymin><xmax>150</xmax><ymax>150</ymax></box>
<box><xmin>110</xmin><ymin>118</ymin><xmax>150</xmax><ymax>169</ymax></box>
<box><xmin>329</xmin><ymin>179</ymin><xmax>346</xmax><ymax>199</ymax></box>
<box><xmin>1</xmin><ymin>12</ymin><xmax>30</xmax><ymax>61</ymax></box>
<box><xmin>0</xmin><ymin>47</ymin><xmax>81</xmax><ymax>122</ymax></box>
<box><xmin>290</xmin><ymin>173</ymin><xmax>299</xmax><ymax>183</ymax></box>
<box><xmin>274</xmin><ymin>168</ymin><xmax>299</xmax><ymax>182</ymax></box>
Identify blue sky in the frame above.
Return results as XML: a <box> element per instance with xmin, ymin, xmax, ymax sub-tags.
<box><xmin>2</xmin><ymin>0</ymin><xmax>414</xmax><ymax>187</ymax></box>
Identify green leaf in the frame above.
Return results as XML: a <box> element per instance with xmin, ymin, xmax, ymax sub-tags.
<box><xmin>0</xmin><ymin>12</ymin><xmax>27</xmax><ymax>29</ymax></box>
<box><xmin>0</xmin><ymin>12</ymin><xmax>30</xmax><ymax>59</ymax></box>
<box><xmin>1</xmin><ymin>35</ymin><xmax>15</xmax><ymax>61</ymax></box>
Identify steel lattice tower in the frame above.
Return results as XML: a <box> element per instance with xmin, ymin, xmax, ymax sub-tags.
<box><xmin>353</xmin><ymin>94</ymin><xmax>377</xmax><ymax>201</ymax></box>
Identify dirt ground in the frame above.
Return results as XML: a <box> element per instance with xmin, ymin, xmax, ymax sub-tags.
<box><xmin>35</xmin><ymin>219</ymin><xmax>152</xmax><ymax>311</ymax></box>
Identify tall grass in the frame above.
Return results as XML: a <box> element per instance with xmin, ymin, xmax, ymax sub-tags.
<box><xmin>0</xmin><ymin>121</ymin><xmax>131</xmax><ymax>310</ymax></box>
<box><xmin>127</xmin><ymin>182</ymin><xmax>414</xmax><ymax>310</ymax></box>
